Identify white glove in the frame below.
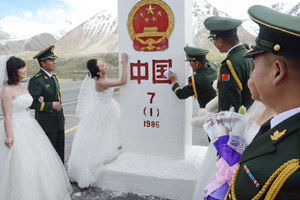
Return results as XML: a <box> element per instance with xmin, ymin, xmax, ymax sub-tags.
<box><xmin>163</xmin><ymin>68</ymin><xmax>175</xmax><ymax>79</ymax></box>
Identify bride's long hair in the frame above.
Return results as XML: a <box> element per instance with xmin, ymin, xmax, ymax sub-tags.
<box><xmin>6</xmin><ymin>56</ymin><xmax>26</xmax><ymax>85</ymax></box>
<box><xmin>86</xmin><ymin>59</ymin><xmax>100</xmax><ymax>79</ymax></box>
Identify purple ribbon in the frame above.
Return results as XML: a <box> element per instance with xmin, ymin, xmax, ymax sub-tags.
<box><xmin>213</xmin><ymin>135</ymin><xmax>241</xmax><ymax>166</ymax></box>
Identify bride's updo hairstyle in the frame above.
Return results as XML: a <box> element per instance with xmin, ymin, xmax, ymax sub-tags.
<box><xmin>6</xmin><ymin>56</ymin><xmax>26</xmax><ymax>85</ymax></box>
<box><xmin>87</xmin><ymin>59</ymin><xmax>100</xmax><ymax>79</ymax></box>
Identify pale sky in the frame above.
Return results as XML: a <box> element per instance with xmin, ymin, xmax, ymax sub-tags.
<box><xmin>0</xmin><ymin>0</ymin><xmax>299</xmax><ymax>38</ymax></box>
<box><xmin>210</xmin><ymin>0</ymin><xmax>300</xmax><ymax>19</ymax></box>
<box><xmin>0</xmin><ymin>0</ymin><xmax>118</xmax><ymax>38</ymax></box>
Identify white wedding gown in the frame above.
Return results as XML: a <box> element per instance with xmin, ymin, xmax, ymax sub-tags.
<box><xmin>67</xmin><ymin>87</ymin><xmax>121</xmax><ymax>188</ymax></box>
<box><xmin>0</xmin><ymin>93</ymin><xmax>72</xmax><ymax>200</ymax></box>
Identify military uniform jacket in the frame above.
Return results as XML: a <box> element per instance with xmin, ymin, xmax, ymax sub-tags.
<box><xmin>172</xmin><ymin>61</ymin><xmax>217</xmax><ymax>108</ymax></box>
<box><xmin>218</xmin><ymin>45</ymin><xmax>253</xmax><ymax>112</ymax></box>
<box><xmin>28</xmin><ymin>69</ymin><xmax>65</xmax><ymax>133</ymax></box>
<box><xmin>229</xmin><ymin>112</ymin><xmax>300</xmax><ymax>200</ymax></box>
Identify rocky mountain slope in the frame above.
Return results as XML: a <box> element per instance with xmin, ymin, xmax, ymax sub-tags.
<box><xmin>192</xmin><ymin>0</ymin><xmax>256</xmax><ymax>49</ymax></box>
<box><xmin>1</xmin><ymin>1</ymin><xmax>299</xmax><ymax>55</ymax></box>
<box><xmin>0</xmin><ymin>33</ymin><xmax>58</xmax><ymax>55</ymax></box>
<box><xmin>287</xmin><ymin>2</ymin><xmax>300</xmax><ymax>16</ymax></box>
<box><xmin>55</xmin><ymin>11</ymin><xmax>118</xmax><ymax>54</ymax></box>
<box><xmin>55</xmin><ymin>0</ymin><xmax>257</xmax><ymax>53</ymax></box>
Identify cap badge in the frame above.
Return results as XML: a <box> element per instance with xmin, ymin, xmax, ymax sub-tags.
<box><xmin>208</xmin><ymin>34</ymin><xmax>216</xmax><ymax>39</ymax></box>
<box><xmin>273</xmin><ymin>44</ymin><xmax>280</xmax><ymax>52</ymax></box>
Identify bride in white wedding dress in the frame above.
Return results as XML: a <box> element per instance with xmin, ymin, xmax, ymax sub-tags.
<box><xmin>0</xmin><ymin>56</ymin><xmax>72</xmax><ymax>200</ymax></box>
<box><xmin>67</xmin><ymin>53</ymin><xmax>128</xmax><ymax>188</ymax></box>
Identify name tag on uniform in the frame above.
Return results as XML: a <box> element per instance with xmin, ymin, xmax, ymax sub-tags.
<box><xmin>45</xmin><ymin>84</ymin><xmax>51</xmax><ymax>88</ymax></box>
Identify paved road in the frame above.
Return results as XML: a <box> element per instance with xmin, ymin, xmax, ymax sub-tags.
<box><xmin>0</xmin><ymin>80</ymin><xmax>209</xmax><ymax>199</ymax></box>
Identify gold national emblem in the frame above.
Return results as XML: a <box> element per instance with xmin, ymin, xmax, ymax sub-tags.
<box><xmin>128</xmin><ymin>0</ymin><xmax>174</xmax><ymax>51</ymax></box>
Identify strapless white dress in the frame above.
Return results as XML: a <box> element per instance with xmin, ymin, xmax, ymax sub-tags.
<box><xmin>0</xmin><ymin>93</ymin><xmax>72</xmax><ymax>200</ymax></box>
<box><xmin>67</xmin><ymin>87</ymin><xmax>121</xmax><ymax>188</ymax></box>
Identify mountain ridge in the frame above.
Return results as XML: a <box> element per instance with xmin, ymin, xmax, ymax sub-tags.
<box><xmin>1</xmin><ymin>1</ymin><xmax>299</xmax><ymax>55</ymax></box>
<box><xmin>0</xmin><ymin>33</ymin><xmax>57</xmax><ymax>55</ymax></box>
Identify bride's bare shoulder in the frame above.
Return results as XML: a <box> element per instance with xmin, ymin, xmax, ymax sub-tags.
<box><xmin>0</xmin><ymin>85</ymin><xmax>13</xmax><ymax>99</ymax></box>
<box><xmin>95</xmin><ymin>79</ymin><xmax>108</xmax><ymax>92</ymax></box>
<box><xmin>1</xmin><ymin>85</ymin><xmax>12</xmax><ymax>93</ymax></box>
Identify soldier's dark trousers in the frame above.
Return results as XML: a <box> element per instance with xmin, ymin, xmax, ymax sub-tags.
<box><xmin>46</xmin><ymin>130</ymin><xmax>65</xmax><ymax>163</ymax></box>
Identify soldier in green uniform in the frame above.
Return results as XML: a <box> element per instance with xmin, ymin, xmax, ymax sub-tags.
<box><xmin>226</xmin><ymin>5</ymin><xmax>300</xmax><ymax>200</ymax></box>
<box><xmin>169</xmin><ymin>46</ymin><xmax>217</xmax><ymax>108</ymax></box>
<box><xmin>28</xmin><ymin>45</ymin><xmax>65</xmax><ymax>163</ymax></box>
<box><xmin>204</xmin><ymin>16</ymin><xmax>253</xmax><ymax>112</ymax></box>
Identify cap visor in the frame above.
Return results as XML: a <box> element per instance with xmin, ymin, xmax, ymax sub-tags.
<box><xmin>41</xmin><ymin>55</ymin><xmax>58</xmax><ymax>60</ymax></box>
<box><xmin>243</xmin><ymin>47</ymin><xmax>265</xmax><ymax>58</ymax></box>
<box><xmin>185</xmin><ymin>58</ymin><xmax>195</xmax><ymax>62</ymax></box>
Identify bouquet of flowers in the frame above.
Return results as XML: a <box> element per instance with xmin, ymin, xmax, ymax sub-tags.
<box><xmin>202</xmin><ymin>111</ymin><xmax>249</xmax><ymax>200</ymax></box>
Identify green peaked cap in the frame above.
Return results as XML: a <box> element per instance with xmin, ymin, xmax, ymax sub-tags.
<box><xmin>204</xmin><ymin>16</ymin><xmax>242</xmax><ymax>38</ymax></box>
<box><xmin>33</xmin><ymin>45</ymin><xmax>58</xmax><ymax>61</ymax></box>
<box><xmin>184</xmin><ymin>46</ymin><xmax>209</xmax><ymax>61</ymax></box>
<box><xmin>244</xmin><ymin>5</ymin><xmax>300</xmax><ymax>60</ymax></box>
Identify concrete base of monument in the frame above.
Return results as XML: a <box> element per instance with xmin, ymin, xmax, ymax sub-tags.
<box><xmin>93</xmin><ymin>145</ymin><xmax>208</xmax><ymax>200</ymax></box>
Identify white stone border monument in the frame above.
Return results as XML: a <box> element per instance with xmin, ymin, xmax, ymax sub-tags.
<box><xmin>96</xmin><ymin>0</ymin><xmax>208</xmax><ymax>199</ymax></box>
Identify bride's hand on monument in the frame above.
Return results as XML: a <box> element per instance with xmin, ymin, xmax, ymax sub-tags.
<box><xmin>121</xmin><ymin>53</ymin><xmax>129</xmax><ymax>67</ymax></box>
<box><xmin>5</xmin><ymin>136</ymin><xmax>13</xmax><ymax>148</ymax></box>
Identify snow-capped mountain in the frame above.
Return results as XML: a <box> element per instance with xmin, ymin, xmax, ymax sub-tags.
<box><xmin>192</xmin><ymin>0</ymin><xmax>229</xmax><ymax>49</ymax></box>
<box><xmin>239</xmin><ymin>2</ymin><xmax>300</xmax><ymax>39</ymax></box>
<box><xmin>0</xmin><ymin>33</ymin><xmax>58</xmax><ymax>55</ymax></box>
<box><xmin>271</xmin><ymin>2</ymin><xmax>295</xmax><ymax>12</ymax></box>
<box><xmin>0</xmin><ymin>18</ymin><xmax>72</xmax><ymax>55</ymax></box>
<box><xmin>55</xmin><ymin>0</ymin><xmax>257</xmax><ymax>53</ymax></box>
<box><xmin>287</xmin><ymin>2</ymin><xmax>300</xmax><ymax>16</ymax></box>
<box><xmin>55</xmin><ymin>11</ymin><xmax>118</xmax><ymax>53</ymax></box>
<box><xmin>1</xmin><ymin>1</ymin><xmax>300</xmax><ymax>55</ymax></box>
<box><xmin>192</xmin><ymin>0</ymin><xmax>256</xmax><ymax>50</ymax></box>
<box><xmin>51</xmin><ymin>20</ymin><xmax>74</xmax><ymax>40</ymax></box>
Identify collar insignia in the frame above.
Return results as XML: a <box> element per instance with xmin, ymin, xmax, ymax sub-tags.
<box><xmin>35</xmin><ymin>73</ymin><xmax>41</xmax><ymax>77</ymax></box>
<box><xmin>245</xmin><ymin>48</ymin><xmax>254</xmax><ymax>54</ymax></box>
<box><xmin>270</xmin><ymin>129</ymin><xmax>287</xmax><ymax>141</ymax></box>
